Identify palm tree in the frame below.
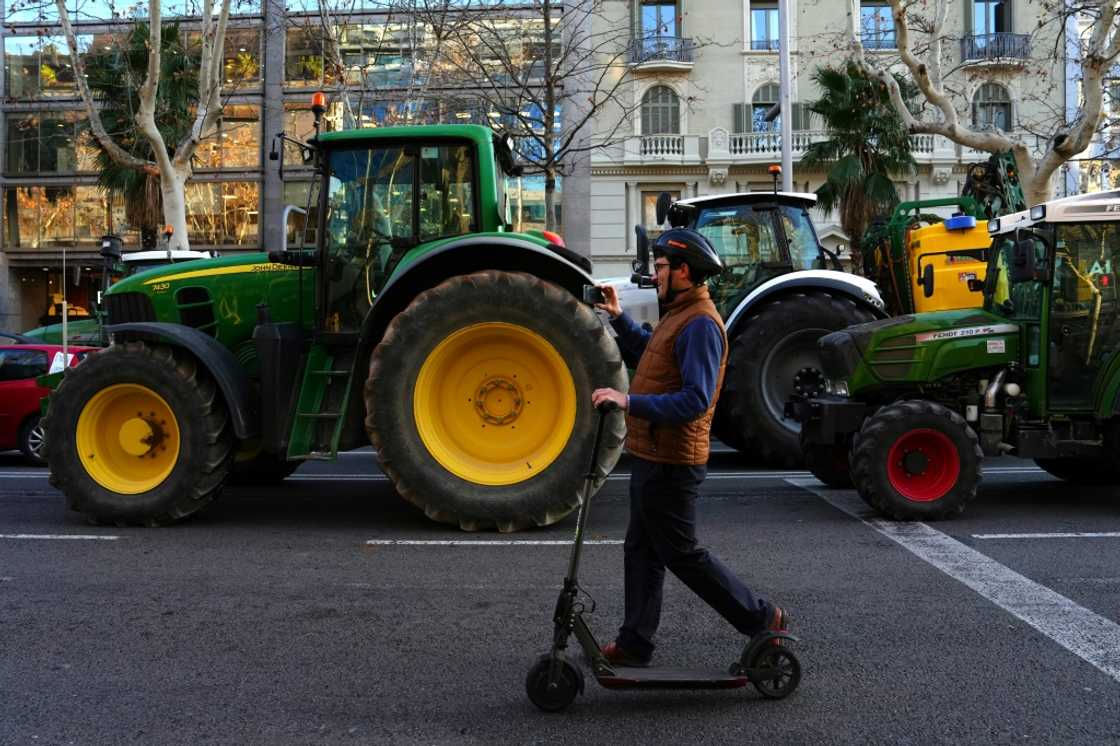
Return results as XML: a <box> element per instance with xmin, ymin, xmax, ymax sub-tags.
<box><xmin>799</xmin><ymin>62</ymin><xmax>916</xmax><ymax>275</ymax></box>
<box><xmin>82</xmin><ymin>24</ymin><xmax>198</xmax><ymax>248</ymax></box>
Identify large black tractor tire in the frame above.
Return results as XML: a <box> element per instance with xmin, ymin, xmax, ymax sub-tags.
<box><xmin>365</xmin><ymin>270</ymin><xmax>628</xmax><ymax>532</ymax></box>
<box><xmin>18</xmin><ymin>414</ymin><xmax>46</xmax><ymax>466</ymax></box>
<box><xmin>850</xmin><ymin>400</ymin><xmax>982</xmax><ymax>520</ymax></box>
<box><xmin>800</xmin><ymin>429</ymin><xmax>853</xmax><ymax>489</ymax></box>
<box><xmin>44</xmin><ymin>342</ymin><xmax>235</xmax><ymax>526</ymax></box>
<box><xmin>1033</xmin><ymin>458</ymin><xmax>1118</xmax><ymax>484</ymax></box>
<box><xmin>720</xmin><ymin>292</ymin><xmax>876</xmax><ymax>468</ymax></box>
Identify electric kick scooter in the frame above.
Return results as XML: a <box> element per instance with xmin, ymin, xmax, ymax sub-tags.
<box><xmin>526</xmin><ymin>402</ymin><xmax>802</xmax><ymax>712</ymax></box>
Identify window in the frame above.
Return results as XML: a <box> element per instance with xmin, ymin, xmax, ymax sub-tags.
<box><xmin>5</xmin><ymin>112</ymin><xmax>101</xmax><ymax>175</ymax></box>
<box><xmin>972</xmin><ymin>0</ymin><xmax>1008</xmax><ymax>35</ymax></box>
<box><xmin>642</xmin><ymin>190</ymin><xmax>680</xmax><ymax>231</ymax></box>
<box><xmin>860</xmin><ymin>3</ymin><xmax>895</xmax><ymax>49</ymax></box>
<box><xmin>286</xmin><ymin>28</ymin><xmax>334</xmax><ymax>87</ymax></box>
<box><xmin>641</xmin><ymin>1</ymin><xmax>677</xmax><ymax>38</ymax></box>
<box><xmin>195</xmin><ymin>104</ymin><xmax>261</xmax><ymax>169</ymax></box>
<box><xmin>752</xmin><ymin>83</ymin><xmax>780</xmax><ymax>132</ymax></box>
<box><xmin>0</xmin><ymin>350</ymin><xmax>48</xmax><ymax>382</ymax></box>
<box><xmin>419</xmin><ymin>145</ymin><xmax>476</xmax><ymax>240</ymax></box>
<box><xmin>641</xmin><ymin>85</ymin><xmax>680</xmax><ymax>135</ymax></box>
<box><xmin>972</xmin><ymin>83</ymin><xmax>1012</xmax><ymax>131</ymax></box>
<box><xmin>2</xmin><ymin>186</ymin><xmax>109</xmax><ymax>250</ymax></box>
<box><xmin>4</xmin><ymin>35</ymin><xmax>87</xmax><ymax>98</ymax></box>
<box><xmin>750</xmin><ymin>2</ymin><xmax>779</xmax><ymax>51</ymax></box>
<box><xmin>184</xmin><ymin>182</ymin><xmax>260</xmax><ymax>246</ymax></box>
<box><xmin>282</xmin><ymin>181</ymin><xmax>320</xmax><ymax>248</ymax></box>
<box><xmin>219</xmin><ymin>29</ymin><xmax>262</xmax><ymax>87</ymax></box>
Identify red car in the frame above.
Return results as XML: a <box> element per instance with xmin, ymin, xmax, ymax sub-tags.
<box><xmin>0</xmin><ymin>342</ymin><xmax>95</xmax><ymax>465</ymax></box>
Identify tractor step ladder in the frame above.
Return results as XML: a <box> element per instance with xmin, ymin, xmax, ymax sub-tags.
<box><xmin>288</xmin><ymin>349</ymin><xmax>355</xmax><ymax>460</ymax></box>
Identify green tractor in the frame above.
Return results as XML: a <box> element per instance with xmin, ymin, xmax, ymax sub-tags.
<box><xmin>44</xmin><ymin>122</ymin><xmax>628</xmax><ymax>530</ymax></box>
<box><xmin>790</xmin><ymin>190</ymin><xmax>1120</xmax><ymax>518</ymax></box>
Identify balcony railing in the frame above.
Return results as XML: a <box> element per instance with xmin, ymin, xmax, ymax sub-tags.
<box><xmin>727</xmin><ymin>130</ymin><xmax>939</xmax><ymax>157</ymax></box>
<box><xmin>960</xmin><ymin>32</ymin><xmax>1030</xmax><ymax>62</ymax></box>
<box><xmin>630</xmin><ymin>35</ymin><xmax>694</xmax><ymax>65</ymax></box>
<box><xmin>749</xmin><ymin>38</ymin><xmax>779</xmax><ymax>51</ymax></box>
<box><xmin>639</xmin><ymin>134</ymin><xmax>684</xmax><ymax>157</ymax></box>
<box><xmin>861</xmin><ymin>34</ymin><xmax>896</xmax><ymax>50</ymax></box>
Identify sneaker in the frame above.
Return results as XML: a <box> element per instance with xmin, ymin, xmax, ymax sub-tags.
<box><xmin>601</xmin><ymin>641</ymin><xmax>652</xmax><ymax>668</ymax></box>
<box><xmin>755</xmin><ymin>604</ymin><xmax>790</xmax><ymax>647</ymax></box>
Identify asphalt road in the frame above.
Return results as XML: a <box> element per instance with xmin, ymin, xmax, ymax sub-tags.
<box><xmin>1</xmin><ymin>447</ymin><xmax>1118</xmax><ymax>745</ymax></box>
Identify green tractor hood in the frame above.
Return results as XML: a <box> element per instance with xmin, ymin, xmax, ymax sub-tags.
<box><xmin>820</xmin><ymin>308</ymin><xmax>1021</xmax><ymax>394</ymax></box>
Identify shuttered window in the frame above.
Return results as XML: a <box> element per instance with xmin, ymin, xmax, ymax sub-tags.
<box><xmin>641</xmin><ymin>85</ymin><xmax>681</xmax><ymax>135</ymax></box>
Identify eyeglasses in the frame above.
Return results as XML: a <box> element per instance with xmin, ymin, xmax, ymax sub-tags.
<box><xmin>653</xmin><ymin>261</ymin><xmax>672</xmax><ymax>272</ymax></box>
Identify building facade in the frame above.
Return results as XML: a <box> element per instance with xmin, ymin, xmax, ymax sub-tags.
<box><xmin>0</xmin><ymin>0</ymin><xmax>573</xmax><ymax>330</ymax></box>
<box><xmin>589</xmin><ymin>0</ymin><xmax>1068</xmax><ymax>277</ymax></box>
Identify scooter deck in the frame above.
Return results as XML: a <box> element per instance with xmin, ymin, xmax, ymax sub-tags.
<box><xmin>597</xmin><ymin>668</ymin><xmax>749</xmax><ymax>690</ymax></box>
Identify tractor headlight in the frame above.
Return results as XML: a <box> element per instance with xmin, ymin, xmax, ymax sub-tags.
<box><xmin>1030</xmin><ymin>204</ymin><xmax>1046</xmax><ymax>220</ymax></box>
<box><xmin>825</xmin><ymin>379</ymin><xmax>850</xmax><ymax>397</ymax></box>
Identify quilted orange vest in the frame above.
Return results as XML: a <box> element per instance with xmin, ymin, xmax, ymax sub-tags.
<box><xmin>624</xmin><ymin>284</ymin><xmax>728</xmax><ymax>464</ymax></box>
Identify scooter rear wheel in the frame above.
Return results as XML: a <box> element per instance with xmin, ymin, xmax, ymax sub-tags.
<box><xmin>526</xmin><ymin>654</ymin><xmax>583</xmax><ymax>712</ymax></box>
<box><xmin>749</xmin><ymin>646</ymin><xmax>801</xmax><ymax>699</ymax></box>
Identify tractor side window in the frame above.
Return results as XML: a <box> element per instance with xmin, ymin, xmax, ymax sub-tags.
<box><xmin>419</xmin><ymin>144</ymin><xmax>476</xmax><ymax>241</ymax></box>
<box><xmin>1048</xmin><ymin>222</ymin><xmax>1120</xmax><ymax>405</ymax></box>
<box><xmin>778</xmin><ymin>206</ymin><xmax>822</xmax><ymax>271</ymax></box>
<box><xmin>0</xmin><ymin>349</ymin><xmax>48</xmax><ymax>381</ymax></box>
<box><xmin>988</xmin><ymin>236</ymin><xmax>1044</xmax><ymax>319</ymax></box>
<box><xmin>324</xmin><ymin>146</ymin><xmax>415</xmax><ymax>333</ymax></box>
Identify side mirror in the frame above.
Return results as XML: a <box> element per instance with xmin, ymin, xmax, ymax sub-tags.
<box><xmin>919</xmin><ymin>263</ymin><xmax>935</xmax><ymax>298</ymax></box>
<box><xmin>99</xmin><ymin>234</ymin><xmax>122</xmax><ymax>260</ymax></box>
<box><xmin>655</xmin><ymin>191</ymin><xmax>673</xmax><ymax>227</ymax></box>
<box><xmin>631</xmin><ymin>225</ymin><xmax>655</xmax><ymax>288</ymax></box>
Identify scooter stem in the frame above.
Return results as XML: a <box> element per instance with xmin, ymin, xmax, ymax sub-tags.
<box><xmin>564</xmin><ymin>403</ymin><xmax>617</xmax><ymax>585</ymax></box>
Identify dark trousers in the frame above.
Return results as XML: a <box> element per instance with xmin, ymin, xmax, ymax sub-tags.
<box><xmin>617</xmin><ymin>457</ymin><xmax>771</xmax><ymax>658</ymax></box>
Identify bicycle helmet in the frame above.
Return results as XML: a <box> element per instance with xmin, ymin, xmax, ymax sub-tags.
<box><xmin>652</xmin><ymin>228</ymin><xmax>723</xmax><ymax>283</ymax></box>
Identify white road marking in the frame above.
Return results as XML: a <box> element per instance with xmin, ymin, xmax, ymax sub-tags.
<box><xmin>0</xmin><ymin>534</ymin><xmax>120</xmax><ymax>541</ymax></box>
<box><xmin>974</xmin><ymin>532</ymin><xmax>1120</xmax><ymax>540</ymax></box>
<box><xmin>366</xmin><ymin>539</ymin><xmax>622</xmax><ymax>546</ymax></box>
<box><xmin>788</xmin><ymin>478</ymin><xmax>1120</xmax><ymax>684</ymax></box>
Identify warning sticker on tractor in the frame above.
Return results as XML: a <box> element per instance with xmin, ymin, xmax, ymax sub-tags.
<box><xmin>915</xmin><ymin>323</ymin><xmax>1018</xmax><ymax>343</ymax></box>
<box><xmin>986</xmin><ymin>338</ymin><xmax>1006</xmax><ymax>354</ymax></box>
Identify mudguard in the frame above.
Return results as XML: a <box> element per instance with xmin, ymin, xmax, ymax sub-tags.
<box><xmin>358</xmin><ymin>236</ymin><xmax>595</xmax><ymax>357</ymax></box>
<box><xmin>106</xmin><ymin>322</ymin><xmax>257</xmax><ymax>439</ymax></box>
<box><xmin>724</xmin><ymin>270</ymin><xmax>888</xmax><ymax>337</ymax></box>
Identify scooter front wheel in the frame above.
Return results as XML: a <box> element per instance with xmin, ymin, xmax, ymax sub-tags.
<box><xmin>749</xmin><ymin>646</ymin><xmax>801</xmax><ymax>699</ymax></box>
<box><xmin>526</xmin><ymin>654</ymin><xmax>583</xmax><ymax>712</ymax></box>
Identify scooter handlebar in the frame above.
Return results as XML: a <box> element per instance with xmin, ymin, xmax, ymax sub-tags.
<box><xmin>596</xmin><ymin>401</ymin><xmax>620</xmax><ymax>414</ymax></box>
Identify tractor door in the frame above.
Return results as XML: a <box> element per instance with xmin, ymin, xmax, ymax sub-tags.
<box><xmin>1047</xmin><ymin>221</ymin><xmax>1120</xmax><ymax>410</ymax></box>
<box><xmin>320</xmin><ymin>145</ymin><xmax>417</xmax><ymax>334</ymax></box>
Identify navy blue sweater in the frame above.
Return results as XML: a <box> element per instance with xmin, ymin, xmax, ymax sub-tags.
<box><xmin>610</xmin><ymin>311</ymin><xmax>724</xmax><ymax>424</ymax></box>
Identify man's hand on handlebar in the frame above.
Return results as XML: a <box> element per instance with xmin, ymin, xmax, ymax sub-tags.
<box><xmin>592</xmin><ymin>387</ymin><xmax>627</xmax><ymax>411</ymax></box>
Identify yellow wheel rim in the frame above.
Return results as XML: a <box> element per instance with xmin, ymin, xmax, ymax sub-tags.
<box><xmin>413</xmin><ymin>322</ymin><xmax>577</xmax><ymax>486</ymax></box>
<box><xmin>76</xmin><ymin>384</ymin><xmax>181</xmax><ymax>494</ymax></box>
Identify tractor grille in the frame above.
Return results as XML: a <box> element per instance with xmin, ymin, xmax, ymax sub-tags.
<box><xmin>105</xmin><ymin>292</ymin><xmax>156</xmax><ymax>325</ymax></box>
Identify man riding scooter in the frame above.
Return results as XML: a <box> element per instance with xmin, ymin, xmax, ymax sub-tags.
<box><xmin>591</xmin><ymin>228</ymin><xmax>790</xmax><ymax>667</ymax></box>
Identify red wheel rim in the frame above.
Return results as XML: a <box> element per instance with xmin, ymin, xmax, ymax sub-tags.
<box><xmin>886</xmin><ymin>428</ymin><xmax>960</xmax><ymax>502</ymax></box>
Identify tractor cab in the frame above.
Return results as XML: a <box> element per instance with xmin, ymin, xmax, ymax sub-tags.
<box><xmin>657</xmin><ymin>191</ymin><xmax>841</xmax><ymax>317</ymax></box>
<box><xmin>985</xmin><ymin>192</ymin><xmax>1120</xmax><ymax>414</ymax></box>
